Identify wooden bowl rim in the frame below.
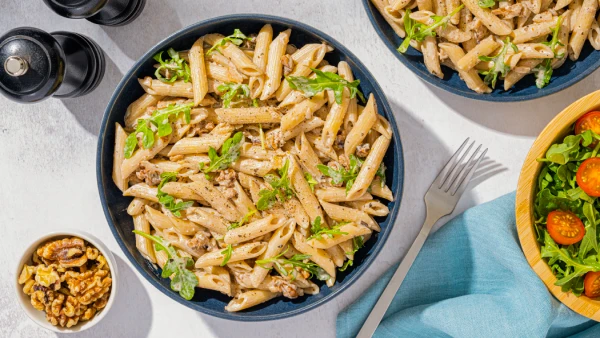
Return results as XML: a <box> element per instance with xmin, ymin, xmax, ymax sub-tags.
<box><xmin>516</xmin><ymin>89</ymin><xmax>600</xmax><ymax>321</ymax></box>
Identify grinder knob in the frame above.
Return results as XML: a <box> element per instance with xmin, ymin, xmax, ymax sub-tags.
<box><xmin>43</xmin><ymin>0</ymin><xmax>146</xmax><ymax>26</ymax></box>
<box><xmin>0</xmin><ymin>27</ymin><xmax>105</xmax><ymax>103</ymax></box>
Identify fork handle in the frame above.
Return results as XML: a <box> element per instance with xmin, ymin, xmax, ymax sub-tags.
<box><xmin>355</xmin><ymin>213</ymin><xmax>439</xmax><ymax>338</ymax></box>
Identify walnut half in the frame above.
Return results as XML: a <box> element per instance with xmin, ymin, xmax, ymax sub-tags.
<box><xmin>37</xmin><ymin>237</ymin><xmax>88</xmax><ymax>268</ymax></box>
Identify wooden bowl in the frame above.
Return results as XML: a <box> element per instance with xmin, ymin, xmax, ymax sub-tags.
<box><xmin>516</xmin><ymin>89</ymin><xmax>600</xmax><ymax>321</ymax></box>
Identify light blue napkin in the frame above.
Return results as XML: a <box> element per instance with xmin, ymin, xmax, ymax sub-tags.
<box><xmin>337</xmin><ymin>193</ymin><xmax>600</xmax><ymax>338</ymax></box>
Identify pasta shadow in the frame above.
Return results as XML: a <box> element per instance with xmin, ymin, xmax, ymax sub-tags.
<box><xmin>60</xmin><ymin>52</ymin><xmax>123</xmax><ymax>136</ymax></box>
<box><xmin>101</xmin><ymin>0</ymin><xmax>183</xmax><ymax>61</ymax></box>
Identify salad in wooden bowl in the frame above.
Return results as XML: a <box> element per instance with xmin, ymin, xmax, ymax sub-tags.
<box><xmin>517</xmin><ymin>89</ymin><xmax>600</xmax><ymax>321</ymax></box>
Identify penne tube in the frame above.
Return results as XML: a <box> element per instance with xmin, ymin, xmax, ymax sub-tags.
<box><xmin>511</xmin><ymin>18</ymin><xmax>558</xmax><ymax>44</ymax></box>
<box><xmin>221</xmin><ymin>43</ymin><xmax>263</xmax><ymax>77</ymax></box>
<box><xmin>215</xmin><ymin>107</ymin><xmax>282</xmax><ymax>124</ymax></box>
<box><xmin>207</xmin><ymin>62</ymin><xmax>244</xmax><ymax>83</ymax></box>
<box><xmin>307</xmin><ymin>222</ymin><xmax>372</xmax><ymax>249</ymax></box>
<box><xmin>189</xmin><ymin>37</ymin><xmax>209</xmax><ymax>106</ymax></box>
<box><xmin>133</xmin><ymin>214</ymin><xmax>156</xmax><ymax>263</ymax></box>
<box><xmin>195</xmin><ymin>269</ymin><xmax>232</xmax><ymax>296</ymax></box>
<box><xmin>456</xmin><ymin>36</ymin><xmax>500</xmax><ymax>71</ymax></box>
<box><xmin>225</xmin><ymin>290</ymin><xmax>279</xmax><ymax>312</ymax></box>
<box><xmin>294</xmin><ymin>132</ymin><xmax>323</xmax><ymax>180</ymax></box>
<box><xmin>231</xmin><ymin>158</ymin><xmax>272</xmax><ymax>177</ymax></box>
<box><xmin>370</xmin><ymin>178</ymin><xmax>395</xmax><ymax>201</ymax></box>
<box><xmin>422</xmin><ymin>36</ymin><xmax>443</xmax><ymax>78</ymax></box>
<box><xmin>287</xmin><ymin>155</ymin><xmax>325</xmax><ymax>223</ymax></box>
<box><xmin>160</xmin><ymin>182</ymin><xmax>207</xmax><ymax>203</ymax></box>
<box><xmin>275</xmin><ymin>44</ymin><xmax>328</xmax><ymax>101</ymax></box>
<box><xmin>280</xmin><ymin>92</ymin><xmax>328</xmax><ymax>132</ymax></box>
<box><xmin>372</xmin><ymin>0</ymin><xmax>408</xmax><ymax>37</ymax></box>
<box><xmin>139</xmin><ymin>76</ymin><xmax>194</xmax><ymax>98</ymax></box>
<box><xmin>224</xmin><ymin>214</ymin><xmax>287</xmax><ymax>244</ymax></box>
<box><xmin>195</xmin><ymin>242</ymin><xmax>267</xmax><ymax>268</ymax></box>
<box><xmin>320</xmin><ymin>200</ymin><xmax>380</xmax><ymax>232</ymax></box>
<box><xmin>260</xmin><ymin>29</ymin><xmax>291</xmax><ymax>100</ymax></box>
<box><xmin>315</xmin><ymin>188</ymin><xmax>373</xmax><ymax>202</ymax></box>
<box><xmin>186</xmin><ymin>207</ymin><xmax>229</xmax><ymax>234</ymax></box>
<box><xmin>281</xmin><ymin>117</ymin><xmax>325</xmax><ymax>141</ymax></box>
<box><xmin>569</xmin><ymin>0</ymin><xmax>598</xmax><ymax>60</ymax></box>
<box><xmin>127</xmin><ymin>198</ymin><xmax>150</xmax><ymax>216</ymax></box>
<box><xmin>121</xmin><ymin>133</ymin><xmax>171</xmax><ymax>179</ymax></box>
<box><xmin>516</xmin><ymin>43</ymin><xmax>554</xmax><ymax>58</ymax></box>
<box><xmin>292</xmin><ymin>232</ymin><xmax>336</xmax><ymax>279</ymax></box>
<box><xmin>344</xmin><ymin>94</ymin><xmax>378</xmax><ymax>157</ymax></box>
<box><xmin>347</xmin><ymin>135</ymin><xmax>391</xmax><ymax>201</ymax></box>
<box><xmin>347</xmin><ymin>200</ymin><xmax>391</xmax><ymax>216</ymax></box>
<box><xmin>188</xmin><ymin>174</ymin><xmax>242</xmax><ymax>222</ymax></box>
<box><xmin>168</xmin><ymin>134</ymin><xmax>231</xmax><ymax>156</ymax></box>
<box><xmin>249</xmin><ymin>24</ymin><xmax>273</xmax><ymax>98</ymax></box>
<box><xmin>326</xmin><ymin>245</ymin><xmax>346</xmax><ymax>267</ymax></box>
<box><xmin>439</xmin><ymin>43</ymin><xmax>492</xmax><ymax>94</ymax></box>
<box><xmin>123</xmin><ymin>183</ymin><xmax>159</xmax><ymax>202</ymax></box>
<box><xmin>124</xmin><ymin>94</ymin><xmax>162</xmax><ymax>128</ymax></box>
<box><xmin>113</xmin><ymin>123</ymin><xmax>129</xmax><ymax>192</ymax></box>
<box><xmin>249</xmin><ymin>220</ymin><xmax>296</xmax><ymax>287</ymax></box>
<box><xmin>461</xmin><ymin>0</ymin><xmax>513</xmax><ymax>35</ymax></box>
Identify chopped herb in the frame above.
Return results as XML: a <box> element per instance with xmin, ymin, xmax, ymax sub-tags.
<box><xmin>398</xmin><ymin>5</ymin><xmax>464</xmax><ymax>53</ymax></box>
<box><xmin>286</xmin><ymin>68</ymin><xmax>365</xmax><ymax>104</ymax></box>
<box><xmin>478</xmin><ymin>0</ymin><xmax>496</xmax><ymax>8</ymax></box>
<box><xmin>257</xmin><ymin>159</ymin><xmax>295</xmax><ymax>210</ymax></box>
<box><xmin>220</xmin><ymin>244</ymin><xmax>233</xmax><ymax>266</ymax></box>
<box><xmin>256</xmin><ymin>246</ymin><xmax>330</xmax><ymax>281</ymax></box>
<box><xmin>133</xmin><ymin>230</ymin><xmax>198</xmax><ymax>300</ymax></box>
<box><xmin>202</xmin><ymin>132</ymin><xmax>244</xmax><ymax>173</ymax></box>
<box><xmin>305</xmin><ymin>172</ymin><xmax>318</xmax><ymax>192</ymax></box>
<box><xmin>206</xmin><ymin>29</ymin><xmax>251</xmax><ymax>55</ymax></box>
<box><xmin>153</xmin><ymin>48</ymin><xmax>191</xmax><ymax>83</ymax></box>
<box><xmin>157</xmin><ymin>172</ymin><xmax>193</xmax><ymax>217</ymax></box>
<box><xmin>218</xmin><ymin>83</ymin><xmax>252</xmax><ymax>108</ymax></box>
<box><xmin>534</xmin><ymin>16</ymin><xmax>564</xmax><ymax>89</ymax></box>
<box><xmin>307</xmin><ymin>216</ymin><xmax>349</xmax><ymax>241</ymax></box>
<box><xmin>478</xmin><ymin>37</ymin><xmax>518</xmax><ymax>89</ymax></box>
<box><xmin>229</xmin><ymin>209</ymin><xmax>258</xmax><ymax>230</ymax></box>
<box><xmin>317</xmin><ymin>155</ymin><xmax>363</xmax><ymax>193</ymax></box>
<box><xmin>376</xmin><ymin>163</ymin><xmax>387</xmax><ymax>187</ymax></box>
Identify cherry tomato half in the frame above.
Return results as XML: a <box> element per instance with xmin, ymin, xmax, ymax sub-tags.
<box><xmin>577</xmin><ymin>158</ymin><xmax>600</xmax><ymax>197</ymax></box>
<box><xmin>584</xmin><ymin>272</ymin><xmax>600</xmax><ymax>298</ymax></box>
<box><xmin>575</xmin><ymin>111</ymin><xmax>600</xmax><ymax>147</ymax></box>
<box><xmin>546</xmin><ymin>210</ymin><xmax>586</xmax><ymax>245</ymax></box>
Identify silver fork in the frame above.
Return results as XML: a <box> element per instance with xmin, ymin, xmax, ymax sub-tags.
<box><xmin>356</xmin><ymin>138</ymin><xmax>487</xmax><ymax>338</ymax></box>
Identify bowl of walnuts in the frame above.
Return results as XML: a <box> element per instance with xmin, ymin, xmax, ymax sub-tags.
<box><xmin>14</xmin><ymin>230</ymin><xmax>117</xmax><ymax>333</ymax></box>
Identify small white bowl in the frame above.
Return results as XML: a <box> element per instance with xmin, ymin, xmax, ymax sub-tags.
<box><xmin>14</xmin><ymin>230</ymin><xmax>118</xmax><ymax>333</ymax></box>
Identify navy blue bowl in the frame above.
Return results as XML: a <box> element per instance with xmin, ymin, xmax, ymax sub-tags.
<box><xmin>97</xmin><ymin>14</ymin><xmax>404</xmax><ymax>320</ymax></box>
<box><xmin>362</xmin><ymin>0</ymin><xmax>600</xmax><ymax>101</ymax></box>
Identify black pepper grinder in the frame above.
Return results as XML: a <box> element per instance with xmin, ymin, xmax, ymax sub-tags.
<box><xmin>43</xmin><ymin>0</ymin><xmax>146</xmax><ymax>26</ymax></box>
<box><xmin>0</xmin><ymin>27</ymin><xmax>105</xmax><ymax>103</ymax></box>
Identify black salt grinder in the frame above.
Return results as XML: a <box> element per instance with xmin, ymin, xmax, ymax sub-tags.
<box><xmin>0</xmin><ymin>27</ymin><xmax>105</xmax><ymax>103</ymax></box>
<box><xmin>43</xmin><ymin>0</ymin><xmax>146</xmax><ymax>26</ymax></box>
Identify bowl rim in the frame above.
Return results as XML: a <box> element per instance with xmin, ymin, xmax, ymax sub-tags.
<box><xmin>516</xmin><ymin>89</ymin><xmax>600</xmax><ymax>321</ymax></box>
<box><xmin>96</xmin><ymin>13</ymin><xmax>405</xmax><ymax>321</ymax></box>
<box><xmin>13</xmin><ymin>230</ymin><xmax>118</xmax><ymax>333</ymax></box>
<box><xmin>360</xmin><ymin>0</ymin><xmax>600</xmax><ymax>102</ymax></box>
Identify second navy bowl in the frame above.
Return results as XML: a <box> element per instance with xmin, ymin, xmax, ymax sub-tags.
<box><xmin>97</xmin><ymin>14</ymin><xmax>404</xmax><ymax>320</ymax></box>
<box><xmin>362</xmin><ymin>0</ymin><xmax>600</xmax><ymax>101</ymax></box>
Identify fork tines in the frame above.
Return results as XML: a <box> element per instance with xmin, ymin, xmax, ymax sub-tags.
<box><xmin>435</xmin><ymin>138</ymin><xmax>487</xmax><ymax>196</ymax></box>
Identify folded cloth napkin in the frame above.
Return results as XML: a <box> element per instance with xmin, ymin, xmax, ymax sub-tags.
<box><xmin>337</xmin><ymin>193</ymin><xmax>600</xmax><ymax>338</ymax></box>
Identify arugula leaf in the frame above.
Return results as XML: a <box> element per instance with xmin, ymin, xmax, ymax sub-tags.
<box><xmin>579</xmin><ymin>202</ymin><xmax>599</xmax><ymax>257</ymax></box>
<box><xmin>317</xmin><ymin>155</ymin><xmax>363</xmax><ymax>193</ymax></box>
<box><xmin>398</xmin><ymin>5</ymin><xmax>464</xmax><ymax>53</ymax></box>
<box><xmin>533</xmin><ymin>16</ymin><xmax>564</xmax><ymax>89</ymax></box>
<box><xmin>286</xmin><ymin>68</ymin><xmax>365</xmax><ymax>104</ymax></box>
<box><xmin>218</xmin><ymin>83</ymin><xmax>252</xmax><ymax>108</ymax></box>
<box><xmin>153</xmin><ymin>48</ymin><xmax>191</xmax><ymax>83</ymax></box>
<box><xmin>124</xmin><ymin>119</ymin><xmax>155</xmax><ymax>159</ymax></box>
<box><xmin>541</xmin><ymin>231</ymin><xmax>600</xmax><ymax>287</ymax></box>
<box><xmin>305</xmin><ymin>172</ymin><xmax>318</xmax><ymax>192</ymax></box>
<box><xmin>339</xmin><ymin>259</ymin><xmax>353</xmax><ymax>272</ymax></box>
<box><xmin>478</xmin><ymin>0</ymin><xmax>496</xmax><ymax>7</ymax></box>
<box><xmin>478</xmin><ymin>37</ymin><xmax>518</xmax><ymax>89</ymax></box>
<box><xmin>541</xmin><ymin>131</ymin><xmax>595</xmax><ymax>165</ymax></box>
<box><xmin>133</xmin><ymin>230</ymin><xmax>198</xmax><ymax>300</ymax></box>
<box><xmin>256</xmin><ymin>246</ymin><xmax>330</xmax><ymax>281</ymax></box>
<box><xmin>307</xmin><ymin>216</ymin><xmax>349</xmax><ymax>240</ymax></box>
<box><xmin>346</xmin><ymin>236</ymin><xmax>365</xmax><ymax>256</ymax></box>
<box><xmin>206</xmin><ymin>29</ymin><xmax>251</xmax><ymax>55</ymax></box>
<box><xmin>228</xmin><ymin>209</ymin><xmax>257</xmax><ymax>230</ymax></box>
<box><xmin>257</xmin><ymin>159</ymin><xmax>295</xmax><ymax>210</ymax></box>
<box><xmin>156</xmin><ymin>172</ymin><xmax>193</xmax><ymax>217</ymax></box>
<box><xmin>202</xmin><ymin>132</ymin><xmax>245</xmax><ymax>173</ymax></box>
<box><xmin>220</xmin><ymin>244</ymin><xmax>233</xmax><ymax>266</ymax></box>
<box><xmin>123</xmin><ymin>103</ymin><xmax>192</xmax><ymax>158</ymax></box>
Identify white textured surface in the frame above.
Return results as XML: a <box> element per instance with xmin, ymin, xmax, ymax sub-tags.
<box><xmin>1</xmin><ymin>1</ymin><xmax>599</xmax><ymax>337</ymax></box>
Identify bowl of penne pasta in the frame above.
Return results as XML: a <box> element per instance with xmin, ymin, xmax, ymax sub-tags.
<box><xmin>96</xmin><ymin>14</ymin><xmax>404</xmax><ymax>320</ymax></box>
<box><xmin>364</xmin><ymin>0</ymin><xmax>600</xmax><ymax>101</ymax></box>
